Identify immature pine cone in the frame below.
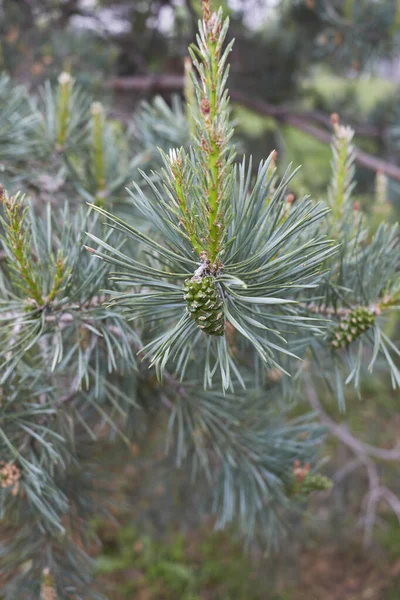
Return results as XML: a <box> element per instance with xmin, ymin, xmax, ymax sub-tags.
<box><xmin>288</xmin><ymin>461</ymin><xmax>332</xmax><ymax>497</ymax></box>
<box><xmin>330</xmin><ymin>307</ymin><xmax>375</xmax><ymax>349</ymax></box>
<box><xmin>183</xmin><ymin>276</ymin><xmax>225</xmax><ymax>336</ymax></box>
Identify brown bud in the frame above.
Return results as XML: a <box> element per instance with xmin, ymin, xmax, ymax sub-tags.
<box><xmin>131</xmin><ymin>443</ymin><xmax>140</xmax><ymax>457</ymax></box>
<box><xmin>200</xmin><ymin>98</ymin><xmax>210</xmax><ymax>115</ymax></box>
<box><xmin>201</xmin><ymin>137</ymin><xmax>209</xmax><ymax>153</ymax></box>
<box><xmin>331</xmin><ymin>113</ymin><xmax>340</xmax><ymax>128</ymax></box>
<box><xmin>334</xmin><ymin>32</ymin><xmax>344</xmax><ymax>47</ymax></box>
<box><xmin>286</xmin><ymin>193</ymin><xmax>295</xmax><ymax>205</ymax></box>
<box><xmin>202</xmin><ymin>0</ymin><xmax>211</xmax><ymax>23</ymax></box>
<box><xmin>293</xmin><ymin>460</ymin><xmax>310</xmax><ymax>483</ymax></box>
<box><xmin>266</xmin><ymin>367</ymin><xmax>283</xmax><ymax>384</ymax></box>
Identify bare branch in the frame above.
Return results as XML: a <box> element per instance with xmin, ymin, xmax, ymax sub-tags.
<box><xmin>305</xmin><ymin>377</ymin><xmax>400</xmax><ymax>461</ymax></box>
<box><xmin>304</xmin><ymin>372</ymin><xmax>400</xmax><ymax>545</ymax></box>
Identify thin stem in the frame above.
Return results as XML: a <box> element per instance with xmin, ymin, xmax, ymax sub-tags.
<box><xmin>206</xmin><ymin>37</ymin><xmax>222</xmax><ymax>264</ymax></box>
<box><xmin>91</xmin><ymin>102</ymin><xmax>107</xmax><ymax>206</ymax></box>
<box><xmin>56</xmin><ymin>72</ymin><xmax>72</xmax><ymax>149</ymax></box>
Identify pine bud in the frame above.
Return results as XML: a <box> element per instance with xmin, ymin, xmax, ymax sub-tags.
<box><xmin>57</xmin><ymin>72</ymin><xmax>72</xmax><ymax>86</ymax></box>
<box><xmin>91</xmin><ymin>101</ymin><xmax>104</xmax><ymax>116</ymax></box>
<box><xmin>330</xmin><ymin>307</ymin><xmax>375</xmax><ymax>349</ymax></box>
<box><xmin>183</xmin><ymin>276</ymin><xmax>225</xmax><ymax>336</ymax></box>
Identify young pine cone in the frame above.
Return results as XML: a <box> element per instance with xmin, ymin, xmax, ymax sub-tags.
<box><xmin>183</xmin><ymin>276</ymin><xmax>225</xmax><ymax>336</ymax></box>
<box><xmin>330</xmin><ymin>307</ymin><xmax>375</xmax><ymax>349</ymax></box>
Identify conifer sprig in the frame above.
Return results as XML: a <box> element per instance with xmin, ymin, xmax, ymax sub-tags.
<box><xmin>188</xmin><ymin>1</ymin><xmax>235</xmax><ymax>267</ymax></box>
<box><xmin>0</xmin><ymin>188</ymin><xmax>70</xmax><ymax>309</ymax></box>
<box><xmin>88</xmin><ymin>152</ymin><xmax>336</xmax><ymax>389</ymax></box>
<box><xmin>304</xmin><ymin>118</ymin><xmax>400</xmax><ymax>402</ymax></box>
<box><xmin>88</xmin><ymin>2</ymin><xmax>337</xmax><ymax>388</ymax></box>
<box><xmin>328</xmin><ymin>113</ymin><xmax>356</xmax><ymax>222</ymax></box>
<box><xmin>56</xmin><ymin>72</ymin><xmax>73</xmax><ymax>150</ymax></box>
<box><xmin>32</xmin><ymin>72</ymin><xmax>91</xmax><ymax>157</ymax></box>
<box><xmin>0</xmin><ymin>196</ymin><xmax>137</xmax><ymax>385</ymax></box>
<box><xmin>0</xmin><ymin>188</ymin><xmax>44</xmax><ymax>304</ymax></box>
<box><xmin>1</xmin><ymin>3</ymin><xmax>400</xmax><ymax>593</ymax></box>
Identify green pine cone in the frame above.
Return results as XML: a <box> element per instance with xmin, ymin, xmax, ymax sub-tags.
<box><xmin>287</xmin><ymin>473</ymin><xmax>333</xmax><ymax>498</ymax></box>
<box><xmin>330</xmin><ymin>307</ymin><xmax>375</xmax><ymax>349</ymax></box>
<box><xmin>300</xmin><ymin>473</ymin><xmax>333</xmax><ymax>495</ymax></box>
<box><xmin>183</xmin><ymin>276</ymin><xmax>225</xmax><ymax>336</ymax></box>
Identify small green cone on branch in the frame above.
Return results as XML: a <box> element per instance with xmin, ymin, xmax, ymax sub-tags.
<box><xmin>287</xmin><ymin>461</ymin><xmax>333</xmax><ymax>498</ymax></box>
<box><xmin>330</xmin><ymin>307</ymin><xmax>376</xmax><ymax>349</ymax></box>
<box><xmin>299</xmin><ymin>473</ymin><xmax>333</xmax><ymax>495</ymax></box>
<box><xmin>183</xmin><ymin>276</ymin><xmax>225</xmax><ymax>336</ymax></box>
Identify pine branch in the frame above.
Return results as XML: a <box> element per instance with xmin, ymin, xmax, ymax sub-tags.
<box><xmin>0</xmin><ymin>199</ymin><xmax>138</xmax><ymax>389</ymax></box>
<box><xmin>304</xmin><ymin>303</ymin><xmax>373</xmax><ymax>317</ymax></box>
<box><xmin>188</xmin><ymin>2</ymin><xmax>234</xmax><ymax>265</ymax></box>
<box><xmin>0</xmin><ymin>188</ymin><xmax>45</xmax><ymax>304</ymax></box>
<box><xmin>1</xmin><ymin>1</ymin><xmax>399</xmax><ymax>593</ymax></box>
<box><xmin>297</xmin><ymin>117</ymin><xmax>400</xmax><ymax>397</ymax></box>
<box><xmin>89</xmin><ymin>5</ymin><xmax>338</xmax><ymax>388</ymax></box>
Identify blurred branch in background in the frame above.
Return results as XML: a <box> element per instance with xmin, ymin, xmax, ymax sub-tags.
<box><xmin>108</xmin><ymin>74</ymin><xmax>400</xmax><ymax>182</ymax></box>
<box><xmin>305</xmin><ymin>372</ymin><xmax>400</xmax><ymax>547</ymax></box>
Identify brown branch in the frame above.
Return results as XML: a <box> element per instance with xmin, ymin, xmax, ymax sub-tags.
<box><xmin>283</xmin><ymin>115</ymin><xmax>400</xmax><ymax>182</ymax></box>
<box><xmin>2</xmin><ymin>297</ymin><xmax>184</xmax><ymax>407</ymax></box>
<box><xmin>108</xmin><ymin>75</ymin><xmax>400</xmax><ymax>181</ymax></box>
<box><xmin>305</xmin><ymin>374</ymin><xmax>400</xmax><ymax>462</ymax></box>
<box><xmin>301</xmin><ymin>302</ymin><xmax>383</xmax><ymax>318</ymax></box>
<box><xmin>230</xmin><ymin>90</ymin><xmax>382</xmax><ymax>139</ymax></box>
<box><xmin>304</xmin><ymin>373</ymin><xmax>400</xmax><ymax>545</ymax></box>
<box><xmin>107</xmin><ymin>75</ymin><xmax>379</xmax><ymax>136</ymax></box>
<box><xmin>109</xmin><ymin>74</ymin><xmax>185</xmax><ymax>94</ymax></box>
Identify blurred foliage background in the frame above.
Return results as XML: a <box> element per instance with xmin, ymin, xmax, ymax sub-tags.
<box><xmin>1</xmin><ymin>1</ymin><xmax>400</xmax><ymax>598</ymax></box>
